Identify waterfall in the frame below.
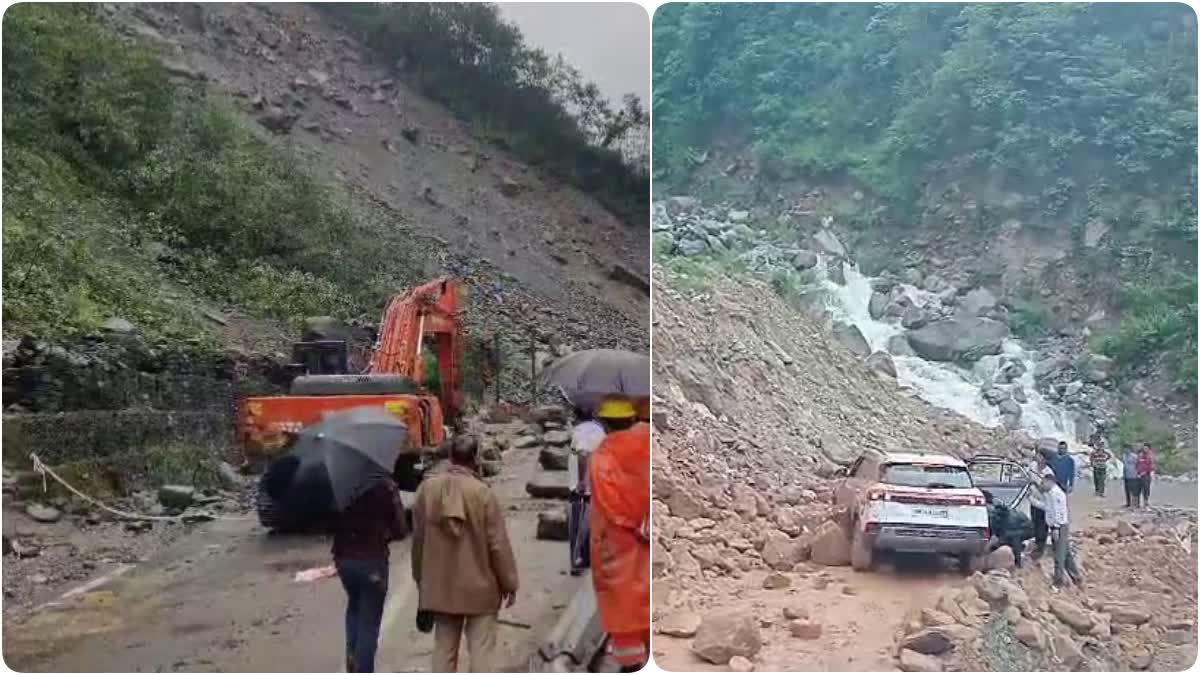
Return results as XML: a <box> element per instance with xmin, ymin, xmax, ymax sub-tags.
<box><xmin>816</xmin><ymin>258</ymin><xmax>1078</xmax><ymax>442</ymax></box>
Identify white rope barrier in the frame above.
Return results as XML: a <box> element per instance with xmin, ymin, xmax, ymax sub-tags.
<box><xmin>29</xmin><ymin>453</ymin><xmax>253</xmax><ymax>523</ymax></box>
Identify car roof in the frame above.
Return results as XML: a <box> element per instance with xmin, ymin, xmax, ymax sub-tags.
<box><xmin>874</xmin><ymin>451</ymin><xmax>968</xmax><ymax>467</ymax></box>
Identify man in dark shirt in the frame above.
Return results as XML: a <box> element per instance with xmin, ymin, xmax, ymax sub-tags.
<box><xmin>333</xmin><ymin>476</ymin><xmax>408</xmax><ymax>673</ymax></box>
<box><xmin>1051</xmin><ymin>441</ymin><xmax>1076</xmax><ymax>493</ymax></box>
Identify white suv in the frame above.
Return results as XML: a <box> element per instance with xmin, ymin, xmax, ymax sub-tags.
<box><xmin>834</xmin><ymin>450</ymin><xmax>994</xmax><ymax>572</ymax></box>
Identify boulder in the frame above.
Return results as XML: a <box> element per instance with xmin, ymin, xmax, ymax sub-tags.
<box><xmin>921</xmin><ymin>608</ymin><xmax>955</xmax><ymax>627</ymax></box>
<box><xmin>783</xmin><ymin>606</ymin><xmax>809</xmax><ymax>621</ymax></box>
<box><xmin>1107</xmin><ymin>603</ymin><xmax>1150</xmax><ymax>625</ymax></box>
<box><xmin>998</xmin><ymin>399</ymin><xmax>1022</xmax><ymax>417</ymax></box>
<box><xmin>961</xmin><ymin>288</ymin><xmax>998</xmax><ymax>316</ymax></box>
<box><xmin>762</xmin><ymin>572</ymin><xmax>791</xmax><ymax>589</ymax></box>
<box><xmin>728</xmin><ymin>655</ymin><xmax>754</xmax><ymax>672</ymax></box>
<box><xmin>1115</xmin><ymin>519</ymin><xmax>1137</xmax><ymax>538</ymax></box>
<box><xmin>866</xmin><ymin>351</ymin><xmax>897</xmax><ymax>378</ymax></box>
<box><xmin>157</xmin><ymin>485</ymin><xmax>195</xmax><ymax>510</ymax></box>
<box><xmin>792</xmin><ymin>250</ymin><xmax>819</xmax><ymax>271</ymax></box>
<box><xmin>761</xmin><ymin>534</ymin><xmax>806</xmax><ymax>571</ymax></box>
<box><xmin>813</xmin><ymin>229</ymin><xmax>847</xmax><ymax>257</ymax></box>
<box><xmin>535</xmin><ymin>509</ymin><xmax>569</xmax><ymax>541</ymax></box>
<box><xmin>257</xmin><ymin>106</ymin><xmax>298</xmax><ymax>134</ymax></box>
<box><xmin>1052</xmin><ymin>633</ymin><xmax>1083</xmax><ymax>669</ymax></box>
<box><xmin>869</xmin><ymin>292</ymin><xmax>889</xmax><ymax>319</ymax></box>
<box><xmin>808</xmin><ymin>520</ymin><xmax>851</xmax><ymax>567</ymax></box>
<box><xmin>788</xmin><ymin>619</ymin><xmax>822</xmax><ymax>640</ymax></box>
<box><xmin>691</xmin><ymin>613</ymin><xmax>762</xmax><ymax>664</ymax></box>
<box><xmin>513</xmin><ymin>435</ymin><xmax>540</xmax><ymax>449</ymax></box>
<box><xmin>658</xmin><ymin>611</ymin><xmax>702</xmax><ymax>638</ymax></box>
<box><xmin>898</xmin><ymin>649</ymin><xmax>943</xmax><ymax>672</ymax></box>
<box><xmin>25</xmin><ymin>503</ymin><xmax>62</xmax><ymax>523</ymax></box>
<box><xmin>666</xmin><ymin>196</ymin><xmax>700</xmax><ymax>214</ymax></box>
<box><xmin>905</xmin><ymin>318</ymin><xmax>1009</xmax><ymax>363</ymax></box>
<box><xmin>901</xmin><ymin>305</ymin><xmax>930</xmax><ymax>330</ymax></box>
<box><xmin>525</xmin><ymin>472</ymin><xmax>571</xmax><ymax>499</ymax></box>
<box><xmin>832</xmin><ymin>322</ymin><xmax>871</xmax><ymax>357</ymax></box>
<box><xmin>728</xmin><ymin>210</ymin><xmax>750</xmax><ymax>223</ymax></box>
<box><xmin>543</xmin><ymin>430</ymin><xmax>571</xmax><ymax>446</ymax></box>
<box><xmin>101</xmin><ymin>317</ymin><xmax>135</xmax><ymax>334</ymax></box>
<box><xmin>538</xmin><ymin>446</ymin><xmax>569</xmax><ymax>471</ymax></box>
<box><xmin>888</xmin><ymin>335</ymin><xmax>918</xmax><ymax>357</ymax></box>
<box><xmin>1011</xmin><ymin>386</ymin><xmax>1028</xmax><ymax>404</ymax></box>
<box><xmin>986</xmin><ymin>546</ymin><xmax>1015</xmax><ymax>572</ymax></box>
<box><xmin>677</xmin><ymin>238</ymin><xmax>709</xmax><ymax>256</ymax></box>
<box><xmin>1013</xmin><ymin>620</ymin><xmax>1044</xmax><ymax>649</ymax></box>
<box><xmin>902</xmin><ymin>628</ymin><xmax>955</xmax><ymax>655</ymax></box>
<box><xmin>973</xmin><ymin>572</ymin><xmax>1011</xmax><ymax>604</ymax></box>
<box><xmin>1050</xmin><ymin>599</ymin><xmax>1094</xmax><ymax>634</ymax></box>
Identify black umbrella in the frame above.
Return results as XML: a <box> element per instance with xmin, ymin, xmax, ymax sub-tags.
<box><xmin>297</xmin><ymin>406</ymin><xmax>409</xmax><ymax>511</ymax></box>
<box><xmin>258</xmin><ymin>407</ymin><xmax>408</xmax><ymax>530</ymax></box>
<box><xmin>539</xmin><ymin>349</ymin><xmax>649</xmax><ymax>411</ymax></box>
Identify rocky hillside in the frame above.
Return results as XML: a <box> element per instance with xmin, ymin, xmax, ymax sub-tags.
<box><xmin>3</xmin><ymin>3</ymin><xmax>649</xmax><ymax>424</ymax></box>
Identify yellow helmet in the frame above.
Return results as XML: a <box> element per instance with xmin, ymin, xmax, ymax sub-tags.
<box><xmin>597</xmin><ymin>396</ymin><xmax>636</xmax><ymax>420</ymax></box>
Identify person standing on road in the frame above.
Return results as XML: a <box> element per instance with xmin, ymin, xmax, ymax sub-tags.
<box><xmin>412</xmin><ymin>435</ymin><xmax>519</xmax><ymax>672</ymax></box>
<box><xmin>1027</xmin><ymin>450</ymin><xmax>1051</xmax><ymax>558</ymax></box>
<box><xmin>1041</xmin><ymin>467</ymin><xmax>1084</xmax><ymax>589</ymax></box>
<box><xmin>1136</xmin><ymin>442</ymin><xmax>1156</xmax><ymax>507</ymax></box>
<box><xmin>1089</xmin><ymin>437</ymin><xmax>1112</xmax><ymax>498</ymax></box>
<box><xmin>568</xmin><ymin>404</ymin><xmax>607</xmax><ymax>575</ymax></box>
<box><xmin>1051</xmin><ymin>441</ymin><xmax>1076</xmax><ymax>493</ymax></box>
<box><xmin>589</xmin><ymin>397</ymin><xmax>650</xmax><ymax>672</ymax></box>
<box><xmin>332</xmin><ymin>470</ymin><xmax>409</xmax><ymax>672</ymax></box>
<box><xmin>1122</xmin><ymin>446</ymin><xmax>1141</xmax><ymax>507</ymax></box>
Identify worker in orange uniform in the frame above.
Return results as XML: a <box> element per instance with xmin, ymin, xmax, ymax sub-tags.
<box><xmin>588</xmin><ymin>397</ymin><xmax>650</xmax><ymax>672</ymax></box>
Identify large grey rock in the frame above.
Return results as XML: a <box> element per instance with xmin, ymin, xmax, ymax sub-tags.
<box><xmin>1081</xmin><ymin>353</ymin><xmax>1115</xmax><ymax>384</ymax></box>
<box><xmin>902</xmin><ymin>628</ymin><xmax>955</xmax><ymax>655</ymax></box>
<box><xmin>525</xmin><ymin>472</ymin><xmax>571</xmax><ymax>499</ymax></box>
<box><xmin>658</xmin><ymin>611</ymin><xmax>702</xmax><ymax>638</ymax></box>
<box><xmin>866</xmin><ymin>351</ymin><xmax>897</xmax><ymax>378</ymax></box>
<box><xmin>961</xmin><ymin>288</ymin><xmax>998</xmax><ymax>316</ymax></box>
<box><xmin>691</xmin><ymin>613</ymin><xmax>762</xmax><ymax>664</ymax></box>
<box><xmin>542</xmin><ymin>430</ymin><xmax>571</xmax><ymax>446</ymax></box>
<box><xmin>101</xmin><ymin>317</ymin><xmax>135</xmax><ymax>334</ymax></box>
<box><xmin>998</xmin><ymin>399</ymin><xmax>1022</xmax><ymax>417</ymax></box>
<box><xmin>25</xmin><ymin>503</ymin><xmax>61</xmax><ymax>523</ymax></box>
<box><xmin>1106</xmin><ymin>603</ymin><xmax>1150</xmax><ymax>625</ymax></box>
<box><xmin>677</xmin><ymin>238</ymin><xmax>709</xmax><ymax>256</ymax></box>
<box><xmin>538</xmin><ymin>446</ymin><xmax>569</xmax><ymax>471</ymax></box>
<box><xmin>868</xmin><ymin>292</ymin><xmax>888</xmax><ymax>319</ymax></box>
<box><xmin>158</xmin><ymin>485</ymin><xmax>195</xmax><ymax>510</ymax></box>
<box><xmin>792</xmin><ymin>250</ymin><xmax>819</xmax><ymax>271</ymax></box>
<box><xmin>905</xmin><ymin>318</ymin><xmax>1009</xmax><ymax>363</ymax></box>
<box><xmin>674</xmin><ymin>356</ymin><xmax>730</xmax><ymax>413</ymax></box>
<box><xmin>813</xmin><ymin>229</ymin><xmax>847</xmax><ymax>257</ymax></box>
<box><xmin>832</xmin><ymin>322</ymin><xmax>871</xmax><ymax>357</ymax></box>
<box><xmin>901</xmin><ymin>306</ymin><xmax>930</xmax><ymax>330</ymax></box>
<box><xmin>808</xmin><ymin>520</ymin><xmax>851</xmax><ymax>566</ymax></box>
<box><xmin>888</xmin><ymin>335</ymin><xmax>918</xmax><ymax>357</ymax></box>
<box><xmin>513</xmin><ymin>435</ymin><xmax>540</xmax><ymax>450</ymax></box>
<box><xmin>536</xmin><ymin>509</ymin><xmax>569</xmax><ymax>541</ymax></box>
<box><xmin>667</xmin><ymin>196</ymin><xmax>699</xmax><ymax>214</ymax></box>
<box><xmin>258</xmin><ymin>106</ymin><xmax>298</xmax><ymax>134</ymax></box>
<box><xmin>761</xmin><ymin>533</ymin><xmax>808</xmax><ymax>570</ymax></box>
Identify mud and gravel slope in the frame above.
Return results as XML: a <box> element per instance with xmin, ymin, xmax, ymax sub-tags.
<box><xmin>98</xmin><ymin>2</ymin><xmax>649</xmax><ymax>348</ymax></box>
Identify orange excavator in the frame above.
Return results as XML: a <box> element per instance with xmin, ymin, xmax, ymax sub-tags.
<box><xmin>238</xmin><ymin>278</ymin><xmax>463</xmax><ymax>521</ymax></box>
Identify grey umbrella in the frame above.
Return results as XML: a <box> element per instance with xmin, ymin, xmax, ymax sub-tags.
<box><xmin>291</xmin><ymin>406</ymin><xmax>409</xmax><ymax>511</ymax></box>
<box><xmin>539</xmin><ymin>349</ymin><xmax>649</xmax><ymax>409</ymax></box>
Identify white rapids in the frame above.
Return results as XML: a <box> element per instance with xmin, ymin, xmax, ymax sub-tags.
<box><xmin>816</xmin><ymin>258</ymin><xmax>1078</xmax><ymax>443</ymax></box>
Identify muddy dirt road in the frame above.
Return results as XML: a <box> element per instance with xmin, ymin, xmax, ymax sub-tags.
<box><xmin>3</xmin><ymin>439</ymin><xmax>579</xmax><ymax>673</ymax></box>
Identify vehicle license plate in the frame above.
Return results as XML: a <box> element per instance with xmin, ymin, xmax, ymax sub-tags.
<box><xmin>911</xmin><ymin>506</ymin><xmax>950</xmax><ymax>519</ymax></box>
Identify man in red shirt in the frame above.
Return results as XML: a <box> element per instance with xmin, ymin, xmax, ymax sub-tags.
<box><xmin>1136</xmin><ymin>443</ymin><xmax>1155</xmax><ymax>506</ymax></box>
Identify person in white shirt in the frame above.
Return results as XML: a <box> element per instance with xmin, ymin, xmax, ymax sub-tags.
<box><xmin>1041</xmin><ymin>468</ymin><xmax>1084</xmax><ymax>589</ymax></box>
<box><xmin>568</xmin><ymin>405</ymin><xmax>606</xmax><ymax>575</ymax></box>
<box><xmin>1026</xmin><ymin>451</ymin><xmax>1051</xmax><ymax>559</ymax></box>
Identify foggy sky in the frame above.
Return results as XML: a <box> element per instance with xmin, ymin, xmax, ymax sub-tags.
<box><xmin>497</xmin><ymin>3</ymin><xmax>650</xmax><ymax>107</ymax></box>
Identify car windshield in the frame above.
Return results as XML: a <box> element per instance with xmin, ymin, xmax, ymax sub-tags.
<box><xmin>881</xmin><ymin>463</ymin><xmax>974</xmax><ymax>489</ymax></box>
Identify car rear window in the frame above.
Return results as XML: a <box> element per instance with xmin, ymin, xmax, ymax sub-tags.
<box><xmin>881</xmin><ymin>463</ymin><xmax>974</xmax><ymax>489</ymax></box>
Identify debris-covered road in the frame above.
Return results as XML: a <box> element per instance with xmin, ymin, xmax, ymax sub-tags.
<box><xmin>3</xmin><ymin>420</ymin><xmax>583</xmax><ymax>673</ymax></box>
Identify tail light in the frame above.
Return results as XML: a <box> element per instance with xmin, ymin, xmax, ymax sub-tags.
<box><xmin>981</xmin><ymin>527</ymin><xmax>991</xmax><ymax>539</ymax></box>
<box><xmin>863</xmin><ymin>522</ymin><xmax>881</xmax><ymax>534</ymax></box>
<box><xmin>867</xmin><ymin>489</ymin><xmax>890</xmax><ymax>501</ymax></box>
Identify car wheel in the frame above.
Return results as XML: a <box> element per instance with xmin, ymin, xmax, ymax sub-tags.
<box><xmin>850</xmin><ymin>524</ymin><xmax>874</xmax><ymax>571</ymax></box>
<box><xmin>957</xmin><ymin>552</ymin><xmax>983</xmax><ymax>574</ymax></box>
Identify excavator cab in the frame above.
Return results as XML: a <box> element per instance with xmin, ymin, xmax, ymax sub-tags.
<box><xmin>290</xmin><ymin>340</ymin><xmax>350</xmax><ymax>376</ymax></box>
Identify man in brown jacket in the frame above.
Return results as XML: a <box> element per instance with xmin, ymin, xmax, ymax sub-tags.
<box><xmin>411</xmin><ymin>435</ymin><xmax>519</xmax><ymax>672</ymax></box>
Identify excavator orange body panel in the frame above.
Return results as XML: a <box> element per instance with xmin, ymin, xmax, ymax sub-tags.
<box><xmin>238</xmin><ymin>393</ymin><xmax>446</xmax><ymax>461</ymax></box>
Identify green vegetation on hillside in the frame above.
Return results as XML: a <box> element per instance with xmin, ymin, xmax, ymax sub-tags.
<box><xmin>3</xmin><ymin>4</ymin><xmax>412</xmax><ymax>342</ymax></box>
<box><xmin>321</xmin><ymin>3</ymin><xmax>650</xmax><ymax>226</ymax></box>
<box><xmin>653</xmin><ymin>2</ymin><xmax>1197</xmax><ymax>393</ymax></box>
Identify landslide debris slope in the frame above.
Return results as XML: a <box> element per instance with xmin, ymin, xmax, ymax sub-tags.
<box><xmin>651</xmin><ymin>267</ymin><xmax>1198</xmax><ymax>672</ymax></box>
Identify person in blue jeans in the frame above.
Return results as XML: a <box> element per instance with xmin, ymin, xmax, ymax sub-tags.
<box><xmin>332</xmin><ymin>477</ymin><xmax>409</xmax><ymax>672</ymax></box>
